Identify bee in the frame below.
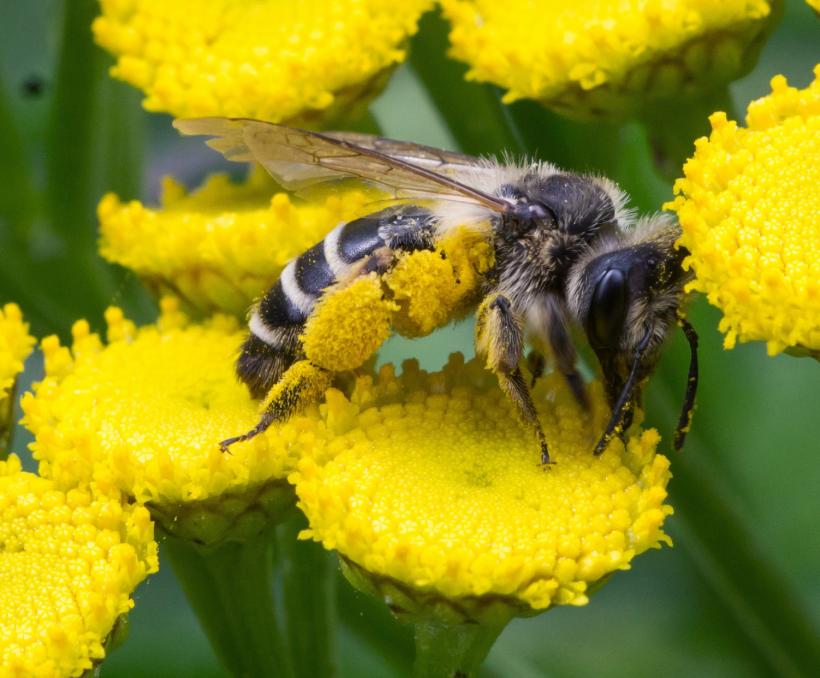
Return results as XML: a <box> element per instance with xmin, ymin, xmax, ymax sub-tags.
<box><xmin>174</xmin><ymin>118</ymin><xmax>699</xmax><ymax>464</ymax></box>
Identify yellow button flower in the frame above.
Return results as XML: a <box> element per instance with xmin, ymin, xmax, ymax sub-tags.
<box><xmin>292</xmin><ymin>354</ymin><xmax>672</xmax><ymax>619</ymax></box>
<box><xmin>442</xmin><ymin>0</ymin><xmax>778</xmax><ymax>119</ymax></box>
<box><xmin>92</xmin><ymin>0</ymin><xmax>433</xmax><ymax>123</ymax></box>
<box><xmin>0</xmin><ymin>454</ymin><xmax>158</xmax><ymax>677</ymax></box>
<box><xmin>0</xmin><ymin>303</ymin><xmax>34</xmax><ymax>451</ymax></box>
<box><xmin>668</xmin><ymin>67</ymin><xmax>820</xmax><ymax>355</ymax></box>
<box><xmin>98</xmin><ymin>168</ymin><xmax>376</xmax><ymax>317</ymax></box>
<box><xmin>21</xmin><ymin>299</ymin><xmax>311</xmax><ymax>545</ymax></box>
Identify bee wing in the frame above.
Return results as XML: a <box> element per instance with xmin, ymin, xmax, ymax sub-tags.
<box><xmin>174</xmin><ymin>117</ymin><xmax>510</xmax><ymax>212</ymax></box>
<box><xmin>322</xmin><ymin>131</ymin><xmax>482</xmax><ymax>175</ymax></box>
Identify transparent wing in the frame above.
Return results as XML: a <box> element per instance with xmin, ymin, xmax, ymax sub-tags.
<box><xmin>173</xmin><ymin>117</ymin><xmax>510</xmax><ymax>212</ymax></box>
<box><xmin>322</xmin><ymin>131</ymin><xmax>481</xmax><ymax>175</ymax></box>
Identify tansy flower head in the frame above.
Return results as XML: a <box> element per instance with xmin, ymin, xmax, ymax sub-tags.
<box><xmin>442</xmin><ymin>0</ymin><xmax>779</xmax><ymax>119</ymax></box>
<box><xmin>98</xmin><ymin>168</ymin><xmax>376</xmax><ymax>317</ymax></box>
<box><xmin>21</xmin><ymin>300</ymin><xmax>314</xmax><ymax>545</ymax></box>
<box><xmin>0</xmin><ymin>454</ymin><xmax>157</xmax><ymax>677</ymax></box>
<box><xmin>292</xmin><ymin>355</ymin><xmax>672</xmax><ymax>620</ymax></box>
<box><xmin>92</xmin><ymin>0</ymin><xmax>433</xmax><ymax>123</ymax></box>
<box><xmin>668</xmin><ymin>67</ymin><xmax>820</xmax><ymax>355</ymax></box>
<box><xmin>0</xmin><ymin>303</ymin><xmax>34</xmax><ymax>451</ymax></box>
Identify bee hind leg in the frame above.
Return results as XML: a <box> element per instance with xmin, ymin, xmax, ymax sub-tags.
<box><xmin>476</xmin><ymin>293</ymin><xmax>552</xmax><ymax>466</ymax></box>
<box><xmin>220</xmin><ymin>360</ymin><xmax>332</xmax><ymax>453</ymax></box>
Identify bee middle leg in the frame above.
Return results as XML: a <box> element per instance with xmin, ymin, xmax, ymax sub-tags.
<box><xmin>476</xmin><ymin>293</ymin><xmax>552</xmax><ymax>465</ymax></box>
<box><xmin>544</xmin><ymin>294</ymin><xmax>589</xmax><ymax>411</ymax></box>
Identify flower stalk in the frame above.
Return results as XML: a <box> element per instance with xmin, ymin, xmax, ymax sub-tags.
<box><xmin>413</xmin><ymin>615</ymin><xmax>511</xmax><ymax>678</ymax></box>
<box><xmin>640</xmin><ymin>86</ymin><xmax>736</xmax><ymax>181</ymax></box>
<box><xmin>163</xmin><ymin>528</ymin><xmax>295</xmax><ymax>678</ymax></box>
<box><xmin>278</xmin><ymin>515</ymin><xmax>339</xmax><ymax>678</ymax></box>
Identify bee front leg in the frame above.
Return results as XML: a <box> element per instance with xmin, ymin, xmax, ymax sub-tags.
<box><xmin>220</xmin><ymin>360</ymin><xmax>332</xmax><ymax>452</ymax></box>
<box><xmin>476</xmin><ymin>293</ymin><xmax>552</xmax><ymax>466</ymax></box>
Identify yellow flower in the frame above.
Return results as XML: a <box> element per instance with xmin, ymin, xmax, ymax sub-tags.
<box><xmin>0</xmin><ymin>454</ymin><xmax>157</xmax><ymax>677</ymax></box>
<box><xmin>441</xmin><ymin>0</ymin><xmax>779</xmax><ymax>119</ymax></box>
<box><xmin>92</xmin><ymin>0</ymin><xmax>433</xmax><ymax>123</ymax></box>
<box><xmin>21</xmin><ymin>299</ymin><xmax>307</xmax><ymax>545</ymax></box>
<box><xmin>291</xmin><ymin>355</ymin><xmax>672</xmax><ymax>620</ymax></box>
<box><xmin>0</xmin><ymin>303</ymin><xmax>34</xmax><ymax>450</ymax></box>
<box><xmin>668</xmin><ymin>67</ymin><xmax>820</xmax><ymax>355</ymax></box>
<box><xmin>98</xmin><ymin>168</ymin><xmax>376</xmax><ymax>317</ymax></box>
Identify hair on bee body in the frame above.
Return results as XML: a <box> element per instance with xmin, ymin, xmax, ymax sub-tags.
<box><xmin>175</xmin><ymin>117</ymin><xmax>699</xmax><ymax>463</ymax></box>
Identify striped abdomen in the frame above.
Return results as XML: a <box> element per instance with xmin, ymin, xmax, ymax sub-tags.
<box><xmin>236</xmin><ymin>205</ymin><xmax>435</xmax><ymax>398</ymax></box>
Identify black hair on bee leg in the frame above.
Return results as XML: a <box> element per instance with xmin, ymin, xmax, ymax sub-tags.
<box><xmin>526</xmin><ymin>350</ymin><xmax>546</xmax><ymax>386</ymax></box>
<box><xmin>220</xmin><ymin>361</ymin><xmax>331</xmax><ymax>453</ymax></box>
<box><xmin>544</xmin><ymin>294</ymin><xmax>589</xmax><ymax>410</ymax></box>
<box><xmin>674</xmin><ymin>318</ymin><xmax>699</xmax><ymax>450</ymax></box>
<box><xmin>593</xmin><ymin>331</ymin><xmax>652</xmax><ymax>456</ymax></box>
<box><xmin>498</xmin><ymin>367</ymin><xmax>552</xmax><ymax>467</ymax></box>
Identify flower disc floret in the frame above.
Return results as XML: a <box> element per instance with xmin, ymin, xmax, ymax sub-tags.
<box><xmin>442</xmin><ymin>0</ymin><xmax>777</xmax><ymax>119</ymax></box>
<box><xmin>93</xmin><ymin>0</ymin><xmax>433</xmax><ymax>122</ymax></box>
<box><xmin>668</xmin><ymin>67</ymin><xmax>820</xmax><ymax>354</ymax></box>
<box><xmin>292</xmin><ymin>355</ymin><xmax>672</xmax><ymax>617</ymax></box>
<box><xmin>21</xmin><ymin>300</ymin><xmax>316</xmax><ymax>544</ymax></box>
<box><xmin>0</xmin><ymin>454</ymin><xmax>157</xmax><ymax>677</ymax></box>
<box><xmin>99</xmin><ymin>169</ymin><xmax>376</xmax><ymax>316</ymax></box>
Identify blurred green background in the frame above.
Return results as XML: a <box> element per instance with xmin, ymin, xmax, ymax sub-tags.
<box><xmin>1</xmin><ymin>1</ymin><xmax>818</xmax><ymax>676</ymax></box>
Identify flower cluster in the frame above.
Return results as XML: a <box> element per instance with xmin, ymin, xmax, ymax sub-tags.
<box><xmin>669</xmin><ymin>67</ymin><xmax>819</xmax><ymax>354</ymax></box>
<box><xmin>93</xmin><ymin>0</ymin><xmax>433</xmax><ymax>123</ymax></box>
<box><xmin>20</xmin><ymin>298</ymin><xmax>307</xmax><ymax>544</ymax></box>
<box><xmin>0</xmin><ymin>454</ymin><xmax>157</xmax><ymax>677</ymax></box>
<box><xmin>442</xmin><ymin>0</ymin><xmax>777</xmax><ymax>119</ymax></box>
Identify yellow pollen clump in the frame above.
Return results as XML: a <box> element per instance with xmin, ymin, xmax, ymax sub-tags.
<box><xmin>20</xmin><ymin>299</ymin><xmax>315</xmax><ymax>543</ymax></box>
<box><xmin>302</xmin><ymin>274</ymin><xmax>397</xmax><ymax>371</ymax></box>
<box><xmin>386</xmin><ymin>228</ymin><xmax>494</xmax><ymax>336</ymax></box>
<box><xmin>0</xmin><ymin>454</ymin><xmax>157</xmax><ymax>677</ymax></box>
<box><xmin>98</xmin><ymin>168</ymin><xmax>377</xmax><ymax>316</ymax></box>
<box><xmin>0</xmin><ymin>304</ymin><xmax>34</xmax><ymax>444</ymax></box>
<box><xmin>668</xmin><ymin>67</ymin><xmax>820</xmax><ymax>355</ymax></box>
<box><xmin>292</xmin><ymin>356</ymin><xmax>672</xmax><ymax>614</ymax></box>
<box><xmin>92</xmin><ymin>0</ymin><xmax>433</xmax><ymax>122</ymax></box>
<box><xmin>442</xmin><ymin>0</ymin><xmax>776</xmax><ymax>119</ymax></box>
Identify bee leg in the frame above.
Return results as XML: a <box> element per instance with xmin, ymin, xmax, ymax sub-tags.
<box><xmin>476</xmin><ymin>293</ymin><xmax>552</xmax><ymax>466</ymax></box>
<box><xmin>544</xmin><ymin>294</ymin><xmax>589</xmax><ymax>411</ymax></box>
<box><xmin>526</xmin><ymin>350</ymin><xmax>546</xmax><ymax>386</ymax></box>
<box><xmin>220</xmin><ymin>360</ymin><xmax>332</xmax><ymax>453</ymax></box>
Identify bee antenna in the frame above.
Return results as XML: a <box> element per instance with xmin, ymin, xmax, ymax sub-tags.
<box><xmin>593</xmin><ymin>331</ymin><xmax>652</xmax><ymax>456</ymax></box>
<box><xmin>673</xmin><ymin>317</ymin><xmax>699</xmax><ymax>450</ymax></box>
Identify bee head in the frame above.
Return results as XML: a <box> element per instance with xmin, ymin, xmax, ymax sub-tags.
<box><xmin>567</xmin><ymin>214</ymin><xmax>697</xmax><ymax>451</ymax></box>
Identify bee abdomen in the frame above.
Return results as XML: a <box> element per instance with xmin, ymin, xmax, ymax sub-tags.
<box><xmin>239</xmin><ymin>206</ymin><xmax>435</xmax><ymax>397</ymax></box>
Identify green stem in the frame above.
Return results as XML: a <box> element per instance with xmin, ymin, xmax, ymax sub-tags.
<box><xmin>413</xmin><ymin>617</ymin><xmax>510</xmax><ymax>678</ymax></box>
<box><xmin>0</xmin><ymin>71</ymin><xmax>36</xmax><ymax>241</ymax></box>
<box><xmin>507</xmin><ymin>99</ymin><xmax>626</xmax><ymax>176</ymax></box>
<box><xmin>163</xmin><ymin>530</ymin><xmax>295</xmax><ymax>678</ymax></box>
<box><xmin>639</xmin><ymin>85</ymin><xmax>734</xmax><ymax>182</ymax></box>
<box><xmin>648</xmin><ymin>362</ymin><xmax>820</xmax><ymax>677</ymax></box>
<box><xmin>45</xmin><ymin>0</ymin><xmax>105</xmax><ymax>251</ymax></box>
<box><xmin>278</xmin><ymin>515</ymin><xmax>339</xmax><ymax>678</ymax></box>
<box><xmin>670</xmin><ymin>453</ymin><xmax>820</xmax><ymax>678</ymax></box>
<box><xmin>409</xmin><ymin>10</ymin><xmax>522</xmax><ymax>156</ymax></box>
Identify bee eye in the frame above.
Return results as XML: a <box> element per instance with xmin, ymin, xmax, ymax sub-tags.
<box><xmin>588</xmin><ymin>268</ymin><xmax>628</xmax><ymax>349</ymax></box>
